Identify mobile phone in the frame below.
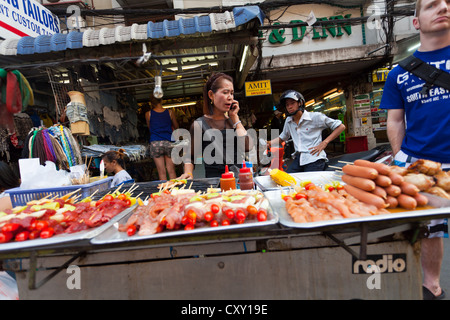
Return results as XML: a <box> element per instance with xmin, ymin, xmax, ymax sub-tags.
<box><xmin>230</xmin><ymin>103</ymin><xmax>237</xmax><ymax>110</ymax></box>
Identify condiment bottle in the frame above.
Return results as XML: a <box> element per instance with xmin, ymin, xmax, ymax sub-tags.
<box><xmin>220</xmin><ymin>165</ymin><xmax>236</xmax><ymax>191</ymax></box>
<box><xmin>239</xmin><ymin>161</ymin><xmax>254</xmax><ymax>190</ymax></box>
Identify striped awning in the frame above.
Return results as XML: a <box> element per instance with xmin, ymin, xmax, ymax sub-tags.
<box><xmin>0</xmin><ymin>6</ymin><xmax>264</xmax><ymax>56</ymax></box>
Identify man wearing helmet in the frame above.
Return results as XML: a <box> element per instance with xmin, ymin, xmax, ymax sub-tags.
<box><xmin>267</xmin><ymin>90</ymin><xmax>345</xmax><ymax>173</ymax></box>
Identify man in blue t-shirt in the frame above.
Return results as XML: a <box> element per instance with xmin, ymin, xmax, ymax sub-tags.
<box><xmin>380</xmin><ymin>0</ymin><xmax>449</xmax><ymax>300</ymax></box>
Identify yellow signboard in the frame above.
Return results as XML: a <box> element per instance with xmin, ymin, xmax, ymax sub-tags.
<box><xmin>372</xmin><ymin>68</ymin><xmax>390</xmax><ymax>83</ymax></box>
<box><xmin>245</xmin><ymin>80</ymin><xmax>272</xmax><ymax>97</ymax></box>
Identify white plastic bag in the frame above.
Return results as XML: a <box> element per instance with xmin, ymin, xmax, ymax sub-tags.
<box><xmin>20</xmin><ymin>161</ymin><xmax>72</xmax><ymax>189</ymax></box>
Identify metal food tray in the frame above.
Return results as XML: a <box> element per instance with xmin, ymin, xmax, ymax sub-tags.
<box><xmin>254</xmin><ymin>171</ymin><xmax>339</xmax><ymax>191</ymax></box>
<box><xmin>92</xmin><ymin>178</ymin><xmax>221</xmax><ymax>200</ymax></box>
<box><xmin>265</xmin><ymin>189</ymin><xmax>450</xmax><ymax>230</ymax></box>
<box><xmin>91</xmin><ymin>195</ymin><xmax>279</xmax><ymax>245</ymax></box>
<box><xmin>0</xmin><ymin>204</ymin><xmax>137</xmax><ymax>252</ymax></box>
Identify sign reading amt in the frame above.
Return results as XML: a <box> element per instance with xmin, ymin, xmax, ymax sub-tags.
<box><xmin>0</xmin><ymin>0</ymin><xmax>60</xmax><ymax>39</ymax></box>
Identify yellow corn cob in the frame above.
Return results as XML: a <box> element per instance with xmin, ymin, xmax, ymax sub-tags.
<box><xmin>269</xmin><ymin>169</ymin><xmax>296</xmax><ymax>186</ymax></box>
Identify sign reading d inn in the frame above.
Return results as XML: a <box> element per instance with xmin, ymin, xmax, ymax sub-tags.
<box><xmin>268</xmin><ymin>14</ymin><xmax>353</xmax><ymax>44</ymax></box>
<box><xmin>262</xmin><ymin>5</ymin><xmax>364</xmax><ymax>58</ymax></box>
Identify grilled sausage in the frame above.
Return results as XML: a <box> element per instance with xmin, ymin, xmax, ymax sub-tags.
<box><xmin>397</xmin><ymin>194</ymin><xmax>417</xmax><ymax>210</ymax></box>
<box><xmin>374</xmin><ymin>175</ymin><xmax>392</xmax><ymax>187</ymax></box>
<box><xmin>372</xmin><ymin>186</ymin><xmax>387</xmax><ymax>199</ymax></box>
<box><xmin>342</xmin><ymin>164</ymin><xmax>378</xmax><ymax>180</ymax></box>
<box><xmin>386</xmin><ymin>195</ymin><xmax>398</xmax><ymax>208</ymax></box>
<box><xmin>354</xmin><ymin>159</ymin><xmax>392</xmax><ymax>176</ymax></box>
<box><xmin>399</xmin><ymin>181</ymin><xmax>420</xmax><ymax>196</ymax></box>
<box><xmin>343</xmin><ymin>184</ymin><xmax>387</xmax><ymax>209</ymax></box>
<box><xmin>413</xmin><ymin>193</ymin><xmax>429</xmax><ymax>207</ymax></box>
<box><xmin>341</xmin><ymin>174</ymin><xmax>376</xmax><ymax>192</ymax></box>
<box><xmin>388</xmin><ymin>172</ymin><xmax>405</xmax><ymax>185</ymax></box>
<box><xmin>385</xmin><ymin>184</ymin><xmax>401</xmax><ymax>197</ymax></box>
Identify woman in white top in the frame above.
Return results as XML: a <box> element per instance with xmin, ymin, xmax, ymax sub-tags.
<box><xmin>102</xmin><ymin>149</ymin><xmax>133</xmax><ymax>187</ymax></box>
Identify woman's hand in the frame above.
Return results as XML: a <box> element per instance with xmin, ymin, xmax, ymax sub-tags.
<box><xmin>228</xmin><ymin>100</ymin><xmax>240</xmax><ymax>123</ymax></box>
<box><xmin>177</xmin><ymin>172</ymin><xmax>193</xmax><ymax>180</ymax></box>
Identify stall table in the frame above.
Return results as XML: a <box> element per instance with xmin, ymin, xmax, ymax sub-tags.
<box><xmin>1</xmin><ymin>173</ymin><xmax>449</xmax><ymax>300</ymax></box>
<box><xmin>0</xmin><ymin>221</ymin><xmax>428</xmax><ymax>300</ymax></box>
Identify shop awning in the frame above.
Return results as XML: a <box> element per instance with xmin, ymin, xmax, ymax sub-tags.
<box><xmin>0</xmin><ymin>6</ymin><xmax>263</xmax><ymax>56</ymax></box>
<box><xmin>0</xmin><ymin>6</ymin><xmax>264</xmax><ymax>101</ymax></box>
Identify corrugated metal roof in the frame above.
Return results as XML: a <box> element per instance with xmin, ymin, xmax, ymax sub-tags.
<box><xmin>0</xmin><ymin>6</ymin><xmax>264</xmax><ymax>56</ymax></box>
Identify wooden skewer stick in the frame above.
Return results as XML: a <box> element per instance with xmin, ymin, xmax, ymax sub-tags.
<box><xmin>89</xmin><ymin>189</ymin><xmax>99</xmax><ymax>198</ymax></box>
<box><xmin>127</xmin><ymin>183</ymin><xmax>139</xmax><ymax>194</ymax></box>
<box><xmin>71</xmin><ymin>194</ymin><xmax>82</xmax><ymax>202</ymax></box>
<box><xmin>87</xmin><ymin>156</ymin><xmax>93</xmax><ymax>168</ymax></box>
<box><xmin>328</xmin><ymin>165</ymin><xmax>343</xmax><ymax>170</ymax></box>
<box><xmin>338</xmin><ymin>160</ymin><xmax>353</xmax><ymax>164</ymax></box>
<box><xmin>61</xmin><ymin>188</ymin><xmax>82</xmax><ymax>200</ymax></box>
<box><xmin>112</xmin><ymin>185</ymin><xmax>123</xmax><ymax>195</ymax></box>
<box><xmin>86</xmin><ymin>157</ymin><xmax>93</xmax><ymax>176</ymax></box>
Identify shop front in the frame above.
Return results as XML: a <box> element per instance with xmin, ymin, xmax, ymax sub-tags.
<box><xmin>249</xmin><ymin>1</ymin><xmax>396</xmax><ymax>153</ymax></box>
<box><xmin>0</xmin><ymin>5</ymin><xmax>264</xmax><ymax>180</ymax></box>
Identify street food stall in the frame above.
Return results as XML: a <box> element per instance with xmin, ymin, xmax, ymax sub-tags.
<box><xmin>1</xmin><ymin>159</ymin><xmax>450</xmax><ymax>300</ymax></box>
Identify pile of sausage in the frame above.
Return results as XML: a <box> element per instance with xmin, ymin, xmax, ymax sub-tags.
<box><xmin>341</xmin><ymin>159</ymin><xmax>429</xmax><ymax>210</ymax></box>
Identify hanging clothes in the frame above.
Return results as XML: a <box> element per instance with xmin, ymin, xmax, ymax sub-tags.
<box><xmin>23</xmin><ymin>125</ymin><xmax>82</xmax><ymax>169</ymax></box>
<box><xmin>0</xmin><ymin>70</ymin><xmax>34</xmax><ymax>133</ymax></box>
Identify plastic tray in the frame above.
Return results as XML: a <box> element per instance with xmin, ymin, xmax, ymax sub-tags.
<box><xmin>5</xmin><ymin>177</ymin><xmax>112</xmax><ymax>207</ymax></box>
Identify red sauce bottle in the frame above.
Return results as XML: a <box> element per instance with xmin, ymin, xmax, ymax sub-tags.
<box><xmin>239</xmin><ymin>161</ymin><xmax>254</xmax><ymax>190</ymax></box>
<box><xmin>220</xmin><ymin>165</ymin><xmax>236</xmax><ymax>192</ymax></box>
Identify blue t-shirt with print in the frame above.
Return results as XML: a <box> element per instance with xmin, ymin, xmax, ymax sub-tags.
<box><xmin>380</xmin><ymin>45</ymin><xmax>450</xmax><ymax>163</ymax></box>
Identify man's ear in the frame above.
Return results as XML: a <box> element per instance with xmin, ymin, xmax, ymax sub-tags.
<box><xmin>412</xmin><ymin>16</ymin><xmax>420</xmax><ymax>30</ymax></box>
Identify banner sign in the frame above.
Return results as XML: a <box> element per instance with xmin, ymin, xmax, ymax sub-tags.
<box><xmin>0</xmin><ymin>0</ymin><xmax>60</xmax><ymax>39</ymax></box>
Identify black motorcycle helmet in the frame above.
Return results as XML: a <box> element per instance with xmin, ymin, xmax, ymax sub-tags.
<box><xmin>278</xmin><ymin>90</ymin><xmax>305</xmax><ymax>116</ymax></box>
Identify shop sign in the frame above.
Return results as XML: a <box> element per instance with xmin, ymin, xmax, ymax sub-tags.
<box><xmin>245</xmin><ymin>80</ymin><xmax>272</xmax><ymax>97</ymax></box>
<box><xmin>372</xmin><ymin>68</ymin><xmax>390</xmax><ymax>82</ymax></box>
<box><xmin>0</xmin><ymin>0</ymin><xmax>60</xmax><ymax>39</ymax></box>
<box><xmin>262</xmin><ymin>5</ymin><xmax>365</xmax><ymax>58</ymax></box>
<box><xmin>268</xmin><ymin>14</ymin><xmax>352</xmax><ymax>44</ymax></box>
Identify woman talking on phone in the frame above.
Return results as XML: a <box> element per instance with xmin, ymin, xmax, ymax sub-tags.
<box><xmin>178</xmin><ymin>73</ymin><xmax>253</xmax><ymax>179</ymax></box>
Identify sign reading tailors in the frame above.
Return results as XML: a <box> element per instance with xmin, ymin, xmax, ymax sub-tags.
<box><xmin>0</xmin><ymin>0</ymin><xmax>60</xmax><ymax>39</ymax></box>
<box><xmin>245</xmin><ymin>80</ymin><xmax>272</xmax><ymax>97</ymax></box>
